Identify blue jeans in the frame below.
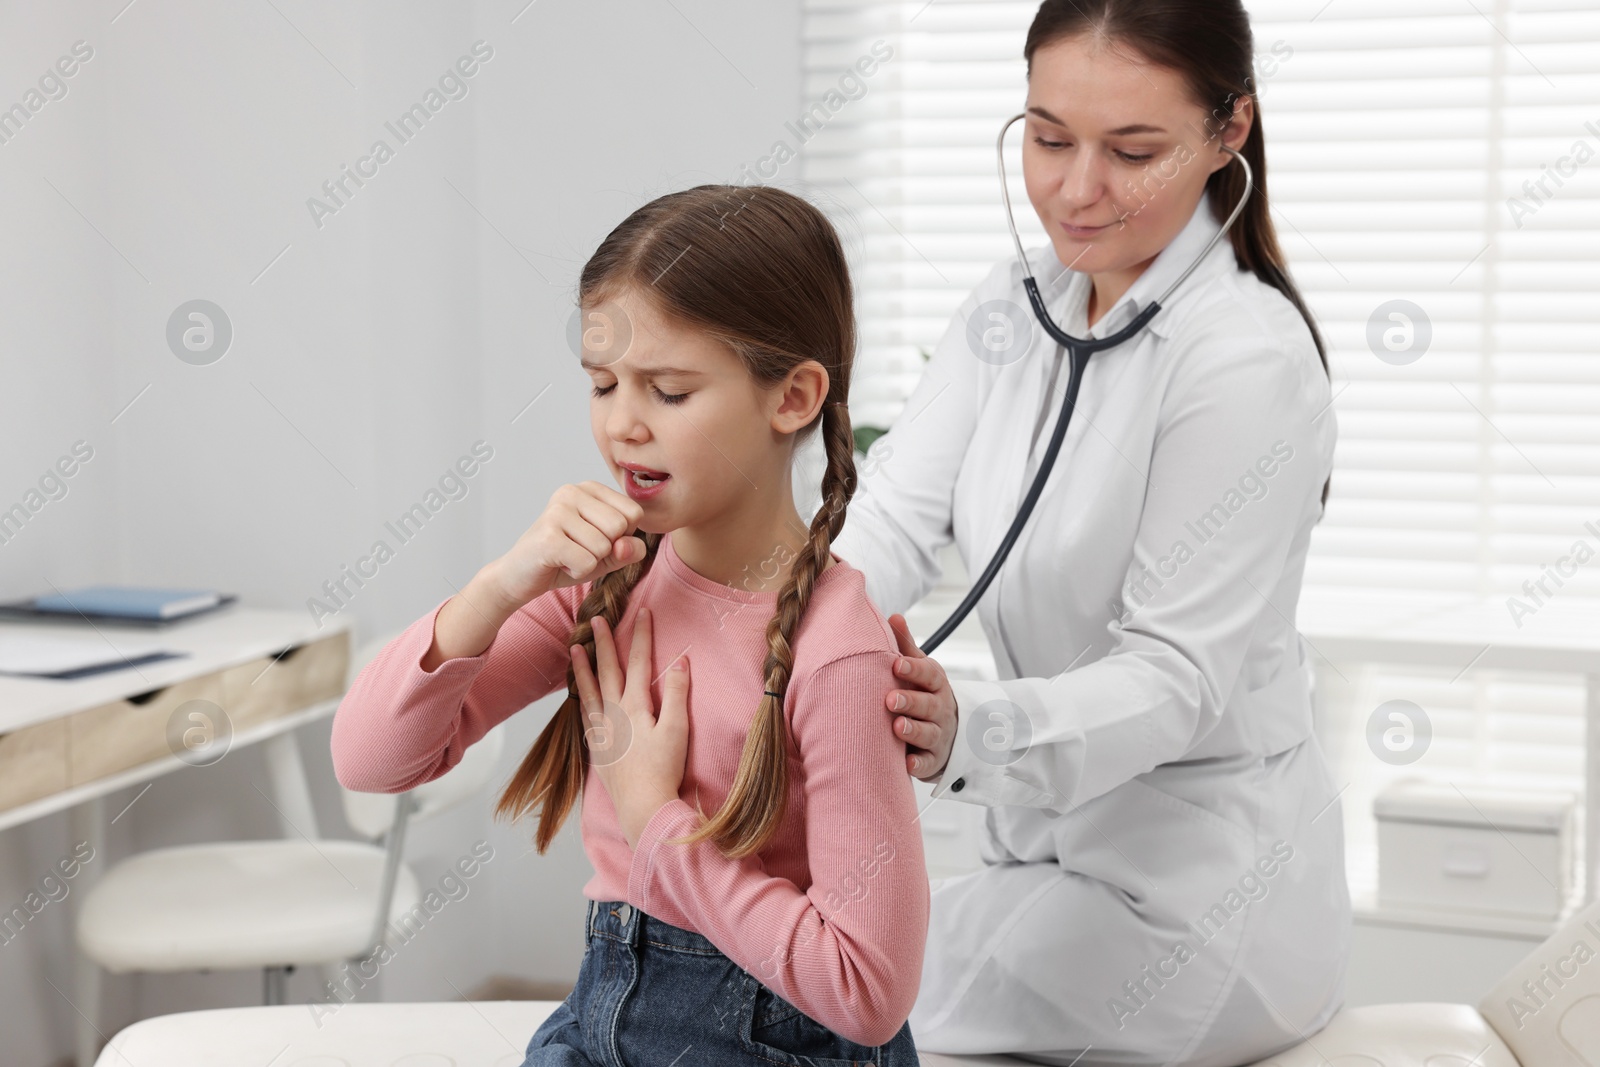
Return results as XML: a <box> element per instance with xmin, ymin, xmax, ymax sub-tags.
<box><xmin>519</xmin><ymin>898</ymin><xmax>919</xmax><ymax>1066</ymax></box>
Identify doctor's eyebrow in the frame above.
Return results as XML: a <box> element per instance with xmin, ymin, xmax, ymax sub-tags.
<box><xmin>1027</xmin><ymin>106</ymin><xmax>1167</xmax><ymax>136</ymax></box>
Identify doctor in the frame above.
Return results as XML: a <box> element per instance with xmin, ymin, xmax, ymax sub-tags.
<box><xmin>830</xmin><ymin>2</ymin><xmax>1351</xmax><ymax>1065</ymax></box>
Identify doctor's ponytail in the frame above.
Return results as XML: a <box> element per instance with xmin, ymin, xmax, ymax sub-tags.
<box><xmin>495</xmin><ymin>184</ymin><xmax>858</xmax><ymax>860</ymax></box>
<box><xmin>1024</xmin><ymin>0</ymin><xmax>1333</xmax><ymax>509</ymax></box>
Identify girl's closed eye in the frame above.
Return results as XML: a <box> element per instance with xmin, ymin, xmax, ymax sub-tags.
<box><xmin>590</xmin><ymin>382</ymin><xmax>690</xmax><ymax>405</ymax></box>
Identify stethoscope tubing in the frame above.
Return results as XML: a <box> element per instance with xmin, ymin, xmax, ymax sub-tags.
<box><xmin>917</xmin><ymin>112</ymin><xmax>1253</xmax><ymax>655</ymax></box>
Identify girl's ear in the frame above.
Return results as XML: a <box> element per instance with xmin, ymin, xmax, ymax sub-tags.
<box><xmin>771</xmin><ymin>360</ymin><xmax>830</xmax><ymax>433</ymax></box>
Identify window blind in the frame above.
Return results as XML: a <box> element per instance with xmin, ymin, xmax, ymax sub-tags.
<box><xmin>798</xmin><ymin>0</ymin><xmax>1600</xmax><ymax>905</ymax></box>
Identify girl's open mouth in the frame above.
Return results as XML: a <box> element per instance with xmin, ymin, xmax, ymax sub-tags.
<box><xmin>620</xmin><ymin>463</ymin><xmax>670</xmax><ymax>499</ymax></box>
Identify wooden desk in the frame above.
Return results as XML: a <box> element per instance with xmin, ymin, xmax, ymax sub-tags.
<box><xmin>0</xmin><ymin>607</ymin><xmax>352</xmax><ymax>838</ymax></box>
<box><xmin>1</xmin><ymin>608</ymin><xmax>354</xmax><ymax>1067</ymax></box>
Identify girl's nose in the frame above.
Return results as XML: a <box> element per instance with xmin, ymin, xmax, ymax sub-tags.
<box><xmin>605</xmin><ymin>387</ymin><xmax>649</xmax><ymax>442</ymax></box>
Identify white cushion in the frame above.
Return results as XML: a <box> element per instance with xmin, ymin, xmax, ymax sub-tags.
<box><xmin>97</xmin><ymin>1000</ymin><xmax>1525</xmax><ymax>1067</ymax></box>
<box><xmin>1242</xmin><ymin>1003</ymin><xmax>1521</xmax><ymax>1067</ymax></box>
<box><xmin>95</xmin><ymin>1002</ymin><xmax>1058</xmax><ymax>1066</ymax></box>
<box><xmin>77</xmin><ymin>840</ymin><xmax>420</xmax><ymax>972</ymax></box>
<box><xmin>97</xmin><ymin>1002</ymin><xmax>558</xmax><ymax>1067</ymax></box>
<box><xmin>1479</xmin><ymin>896</ymin><xmax>1600</xmax><ymax>1067</ymax></box>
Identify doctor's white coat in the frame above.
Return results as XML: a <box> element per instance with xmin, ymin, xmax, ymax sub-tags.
<box><xmin>831</xmin><ymin>190</ymin><xmax>1352</xmax><ymax>1067</ymax></box>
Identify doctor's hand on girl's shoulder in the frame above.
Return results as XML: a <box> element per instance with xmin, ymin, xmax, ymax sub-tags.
<box><xmin>886</xmin><ymin>614</ymin><xmax>958</xmax><ymax>781</ymax></box>
<box><xmin>570</xmin><ymin>607</ymin><xmax>689</xmax><ymax>850</ymax></box>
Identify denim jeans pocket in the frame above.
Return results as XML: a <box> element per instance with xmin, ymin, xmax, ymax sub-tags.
<box><xmin>739</xmin><ymin>972</ymin><xmax>881</xmax><ymax>1066</ymax></box>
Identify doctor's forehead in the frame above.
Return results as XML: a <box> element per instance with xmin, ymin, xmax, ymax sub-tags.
<box><xmin>1024</xmin><ymin>37</ymin><xmax>1197</xmax><ymax>131</ymax></box>
<box><xmin>1026</xmin><ymin>104</ymin><xmax>1169</xmax><ymax>137</ymax></box>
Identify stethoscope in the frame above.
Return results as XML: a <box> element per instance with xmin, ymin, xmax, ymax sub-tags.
<box><xmin>919</xmin><ymin>111</ymin><xmax>1254</xmax><ymax>655</ymax></box>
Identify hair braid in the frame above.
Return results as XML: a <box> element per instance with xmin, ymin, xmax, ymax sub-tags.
<box><xmin>665</xmin><ymin>401</ymin><xmax>858</xmax><ymax>857</ymax></box>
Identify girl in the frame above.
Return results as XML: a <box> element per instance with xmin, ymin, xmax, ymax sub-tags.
<box><xmin>331</xmin><ymin>184</ymin><xmax>929</xmax><ymax>1066</ymax></box>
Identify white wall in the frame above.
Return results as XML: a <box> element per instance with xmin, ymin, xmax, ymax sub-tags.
<box><xmin>0</xmin><ymin>2</ymin><xmax>804</xmax><ymax>1062</ymax></box>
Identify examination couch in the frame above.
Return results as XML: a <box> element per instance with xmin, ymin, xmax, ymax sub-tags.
<box><xmin>93</xmin><ymin>893</ymin><xmax>1600</xmax><ymax>1067</ymax></box>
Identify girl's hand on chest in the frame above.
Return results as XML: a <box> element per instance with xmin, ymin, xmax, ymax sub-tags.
<box><xmin>570</xmin><ymin>607</ymin><xmax>691</xmax><ymax>849</ymax></box>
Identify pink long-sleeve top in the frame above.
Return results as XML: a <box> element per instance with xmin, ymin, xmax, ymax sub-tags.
<box><xmin>330</xmin><ymin>531</ymin><xmax>929</xmax><ymax>1047</ymax></box>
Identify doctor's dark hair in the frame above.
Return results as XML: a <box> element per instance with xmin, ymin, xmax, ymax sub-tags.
<box><xmin>494</xmin><ymin>184</ymin><xmax>858</xmax><ymax>859</ymax></box>
<box><xmin>1024</xmin><ymin>0</ymin><xmax>1332</xmax><ymax>509</ymax></box>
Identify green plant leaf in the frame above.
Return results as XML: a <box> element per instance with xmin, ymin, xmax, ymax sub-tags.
<box><xmin>854</xmin><ymin>426</ymin><xmax>888</xmax><ymax>454</ymax></box>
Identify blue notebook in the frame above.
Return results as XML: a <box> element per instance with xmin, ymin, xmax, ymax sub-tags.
<box><xmin>32</xmin><ymin>586</ymin><xmax>224</xmax><ymax>621</ymax></box>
